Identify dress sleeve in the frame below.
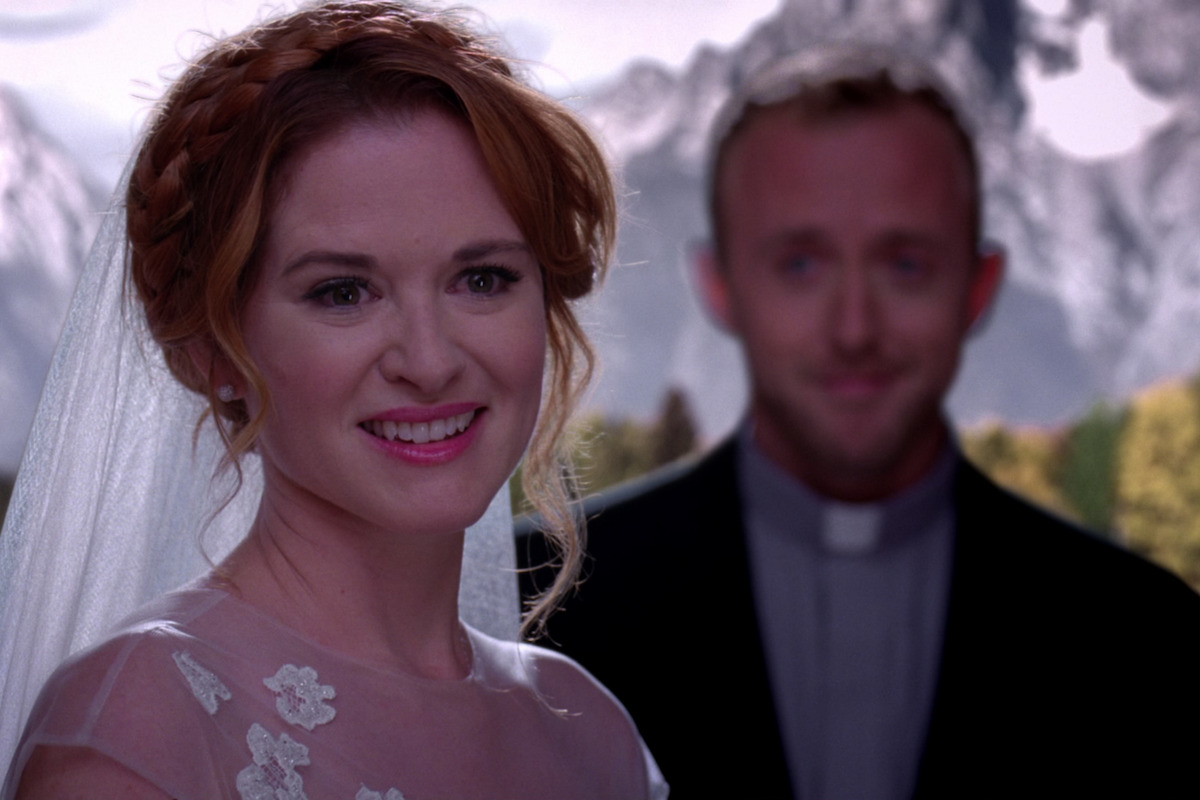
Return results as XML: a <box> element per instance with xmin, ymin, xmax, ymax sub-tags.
<box><xmin>642</xmin><ymin>738</ymin><xmax>670</xmax><ymax>800</ymax></box>
<box><xmin>3</xmin><ymin>629</ymin><xmax>233</xmax><ymax>800</ymax></box>
<box><xmin>517</xmin><ymin>641</ymin><xmax>672</xmax><ymax>800</ymax></box>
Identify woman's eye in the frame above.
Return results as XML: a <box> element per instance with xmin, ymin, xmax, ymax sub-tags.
<box><xmin>467</xmin><ymin>271</ymin><xmax>497</xmax><ymax>294</ymax></box>
<box><xmin>305</xmin><ymin>278</ymin><xmax>371</xmax><ymax>307</ymax></box>
<box><xmin>460</xmin><ymin>266</ymin><xmax>520</xmax><ymax>296</ymax></box>
<box><xmin>328</xmin><ymin>283</ymin><xmax>361</xmax><ymax>305</ymax></box>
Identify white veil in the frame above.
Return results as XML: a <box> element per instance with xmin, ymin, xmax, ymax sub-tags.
<box><xmin>0</xmin><ymin>175</ymin><xmax>519</xmax><ymax>776</ymax></box>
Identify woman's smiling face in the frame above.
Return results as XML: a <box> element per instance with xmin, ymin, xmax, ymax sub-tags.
<box><xmin>240</xmin><ymin>111</ymin><xmax>546</xmax><ymax>538</ymax></box>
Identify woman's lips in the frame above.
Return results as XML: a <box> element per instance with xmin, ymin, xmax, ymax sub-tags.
<box><xmin>361</xmin><ymin>410</ymin><xmax>476</xmax><ymax>444</ymax></box>
<box><xmin>359</xmin><ymin>406</ymin><xmax>484</xmax><ymax>465</ymax></box>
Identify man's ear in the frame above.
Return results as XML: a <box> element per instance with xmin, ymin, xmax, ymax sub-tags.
<box><xmin>966</xmin><ymin>243</ymin><xmax>1005</xmax><ymax>332</ymax></box>
<box><xmin>694</xmin><ymin>243</ymin><xmax>738</xmax><ymax>334</ymax></box>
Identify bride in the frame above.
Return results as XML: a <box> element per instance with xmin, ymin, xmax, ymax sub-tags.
<box><xmin>1</xmin><ymin>3</ymin><xmax>664</xmax><ymax>798</ymax></box>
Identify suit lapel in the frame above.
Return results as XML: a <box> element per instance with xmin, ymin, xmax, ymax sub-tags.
<box><xmin>912</xmin><ymin>458</ymin><xmax>1014</xmax><ymax>796</ymax></box>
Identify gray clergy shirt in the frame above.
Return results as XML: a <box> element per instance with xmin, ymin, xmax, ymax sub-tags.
<box><xmin>738</xmin><ymin>427</ymin><xmax>956</xmax><ymax>800</ymax></box>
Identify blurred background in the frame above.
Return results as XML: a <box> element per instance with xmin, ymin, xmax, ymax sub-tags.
<box><xmin>3</xmin><ymin>0</ymin><xmax>1199</xmax><ymax>586</ymax></box>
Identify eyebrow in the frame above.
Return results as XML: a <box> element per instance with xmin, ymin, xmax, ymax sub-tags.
<box><xmin>280</xmin><ymin>240</ymin><xmax>534</xmax><ymax>277</ymax></box>
<box><xmin>872</xmin><ymin>230</ymin><xmax>948</xmax><ymax>253</ymax></box>
<box><xmin>756</xmin><ymin>227</ymin><xmax>827</xmax><ymax>255</ymax></box>
<box><xmin>452</xmin><ymin>240</ymin><xmax>535</xmax><ymax>262</ymax></box>
<box><xmin>759</xmin><ymin>227</ymin><xmax>946</xmax><ymax>252</ymax></box>
<box><xmin>281</xmin><ymin>251</ymin><xmax>376</xmax><ymax>277</ymax></box>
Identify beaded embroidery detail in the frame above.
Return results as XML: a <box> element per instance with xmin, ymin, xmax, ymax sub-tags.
<box><xmin>172</xmin><ymin>650</ymin><xmax>232</xmax><ymax>714</ymax></box>
<box><xmin>236</xmin><ymin>723</ymin><xmax>310</xmax><ymax>800</ymax></box>
<box><xmin>264</xmin><ymin>664</ymin><xmax>337</xmax><ymax>730</ymax></box>
<box><xmin>356</xmin><ymin>786</ymin><xmax>407</xmax><ymax>800</ymax></box>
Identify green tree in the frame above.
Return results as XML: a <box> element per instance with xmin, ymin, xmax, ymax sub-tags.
<box><xmin>1060</xmin><ymin>402</ymin><xmax>1126</xmax><ymax>535</ymax></box>
<box><xmin>511</xmin><ymin>387</ymin><xmax>702</xmax><ymax>514</ymax></box>
<box><xmin>649</xmin><ymin>386</ymin><xmax>699</xmax><ymax>468</ymax></box>
<box><xmin>510</xmin><ymin>412</ymin><xmax>657</xmax><ymax>515</ymax></box>
<box><xmin>960</xmin><ymin>422</ymin><xmax>1070</xmax><ymax>516</ymax></box>
<box><xmin>573</xmin><ymin>414</ymin><xmax>658</xmax><ymax>495</ymax></box>
<box><xmin>1114</xmin><ymin>380</ymin><xmax>1200</xmax><ymax>589</ymax></box>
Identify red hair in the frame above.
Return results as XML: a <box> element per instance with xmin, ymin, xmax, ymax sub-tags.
<box><xmin>126</xmin><ymin>1</ymin><xmax>615</xmax><ymax>636</ymax></box>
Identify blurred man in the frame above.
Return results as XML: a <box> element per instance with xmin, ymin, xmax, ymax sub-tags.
<box><xmin>520</xmin><ymin>45</ymin><xmax>1200</xmax><ymax>799</ymax></box>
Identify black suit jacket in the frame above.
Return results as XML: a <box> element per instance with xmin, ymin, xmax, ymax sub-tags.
<box><xmin>519</xmin><ymin>439</ymin><xmax>1200</xmax><ymax>798</ymax></box>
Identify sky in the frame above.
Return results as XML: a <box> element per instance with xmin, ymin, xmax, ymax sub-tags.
<box><xmin>0</xmin><ymin>0</ymin><xmax>780</xmax><ymax>186</ymax></box>
<box><xmin>0</xmin><ymin>0</ymin><xmax>1179</xmax><ymax>185</ymax></box>
<box><xmin>1019</xmin><ymin>9</ymin><xmax>1173</xmax><ymax>159</ymax></box>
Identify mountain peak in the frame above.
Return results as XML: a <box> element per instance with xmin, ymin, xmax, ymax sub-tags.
<box><xmin>570</xmin><ymin>0</ymin><xmax>1200</xmax><ymax>441</ymax></box>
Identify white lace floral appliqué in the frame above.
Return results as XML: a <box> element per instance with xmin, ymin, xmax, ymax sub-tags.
<box><xmin>237</xmin><ymin>723</ymin><xmax>310</xmax><ymax>800</ymax></box>
<box><xmin>356</xmin><ymin>786</ymin><xmax>407</xmax><ymax>800</ymax></box>
<box><xmin>173</xmin><ymin>650</ymin><xmax>232</xmax><ymax>714</ymax></box>
<box><xmin>263</xmin><ymin>664</ymin><xmax>337</xmax><ymax>730</ymax></box>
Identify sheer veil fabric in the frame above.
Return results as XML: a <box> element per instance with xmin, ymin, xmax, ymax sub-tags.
<box><xmin>0</xmin><ymin>176</ymin><xmax>519</xmax><ymax>775</ymax></box>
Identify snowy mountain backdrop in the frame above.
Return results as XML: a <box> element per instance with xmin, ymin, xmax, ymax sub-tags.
<box><xmin>572</xmin><ymin>0</ymin><xmax>1200</xmax><ymax>441</ymax></box>
<box><xmin>2</xmin><ymin>0</ymin><xmax>1199</xmax><ymax>472</ymax></box>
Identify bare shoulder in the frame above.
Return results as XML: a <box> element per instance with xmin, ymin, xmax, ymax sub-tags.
<box><xmin>15</xmin><ymin>745</ymin><xmax>170</xmax><ymax>800</ymax></box>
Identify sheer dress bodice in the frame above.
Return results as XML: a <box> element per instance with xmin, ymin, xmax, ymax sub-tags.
<box><xmin>4</xmin><ymin>584</ymin><xmax>665</xmax><ymax>800</ymax></box>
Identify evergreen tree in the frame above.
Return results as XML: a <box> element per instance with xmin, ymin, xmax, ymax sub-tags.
<box><xmin>1060</xmin><ymin>402</ymin><xmax>1126</xmax><ymax>536</ymax></box>
<box><xmin>649</xmin><ymin>387</ymin><xmax>698</xmax><ymax>468</ymax></box>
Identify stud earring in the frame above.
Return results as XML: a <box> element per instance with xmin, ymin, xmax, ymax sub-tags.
<box><xmin>217</xmin><ymin>384</ymin><xmax>236</xmax><ymax>403</ymax></box>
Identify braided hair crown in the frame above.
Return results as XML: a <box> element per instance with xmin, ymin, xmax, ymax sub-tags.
<box><xmin>129</xmin><ymin>2</ymin><xmax>502</xmax><ymax>396</ymax></box>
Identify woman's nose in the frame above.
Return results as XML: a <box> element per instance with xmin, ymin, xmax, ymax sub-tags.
<box><xmin>377</xmin><ymin>302</ymin><xmax>464</xmax><ymax>395</ymax></box>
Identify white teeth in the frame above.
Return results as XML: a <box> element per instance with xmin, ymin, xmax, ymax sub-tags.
<box><xmin>367</xmin><ymin>410</ymin><xmax>476</xmax><ymax>444</ymax></box>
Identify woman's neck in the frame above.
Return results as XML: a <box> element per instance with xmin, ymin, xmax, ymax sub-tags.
<box><xmin>216</xmin><ymin>487</ymin><xmax>473</xmax><ymax>681</ymax></box>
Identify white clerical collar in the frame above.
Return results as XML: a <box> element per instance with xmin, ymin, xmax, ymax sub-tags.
<box><xmin>737</xmin><ymin>420</ymin><xmax>957</xmax><ymax>557</ymax></box>
<box><xmin>821</xmin><ymin>502</ymin><xmax>883</xmax><ymax>555</ymax></box>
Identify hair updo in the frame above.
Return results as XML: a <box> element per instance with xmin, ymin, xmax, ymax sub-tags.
<box><xmin>126</xmin><ymin>0</ymin><xmax>615</xmax><ymax>636</ymax></box>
